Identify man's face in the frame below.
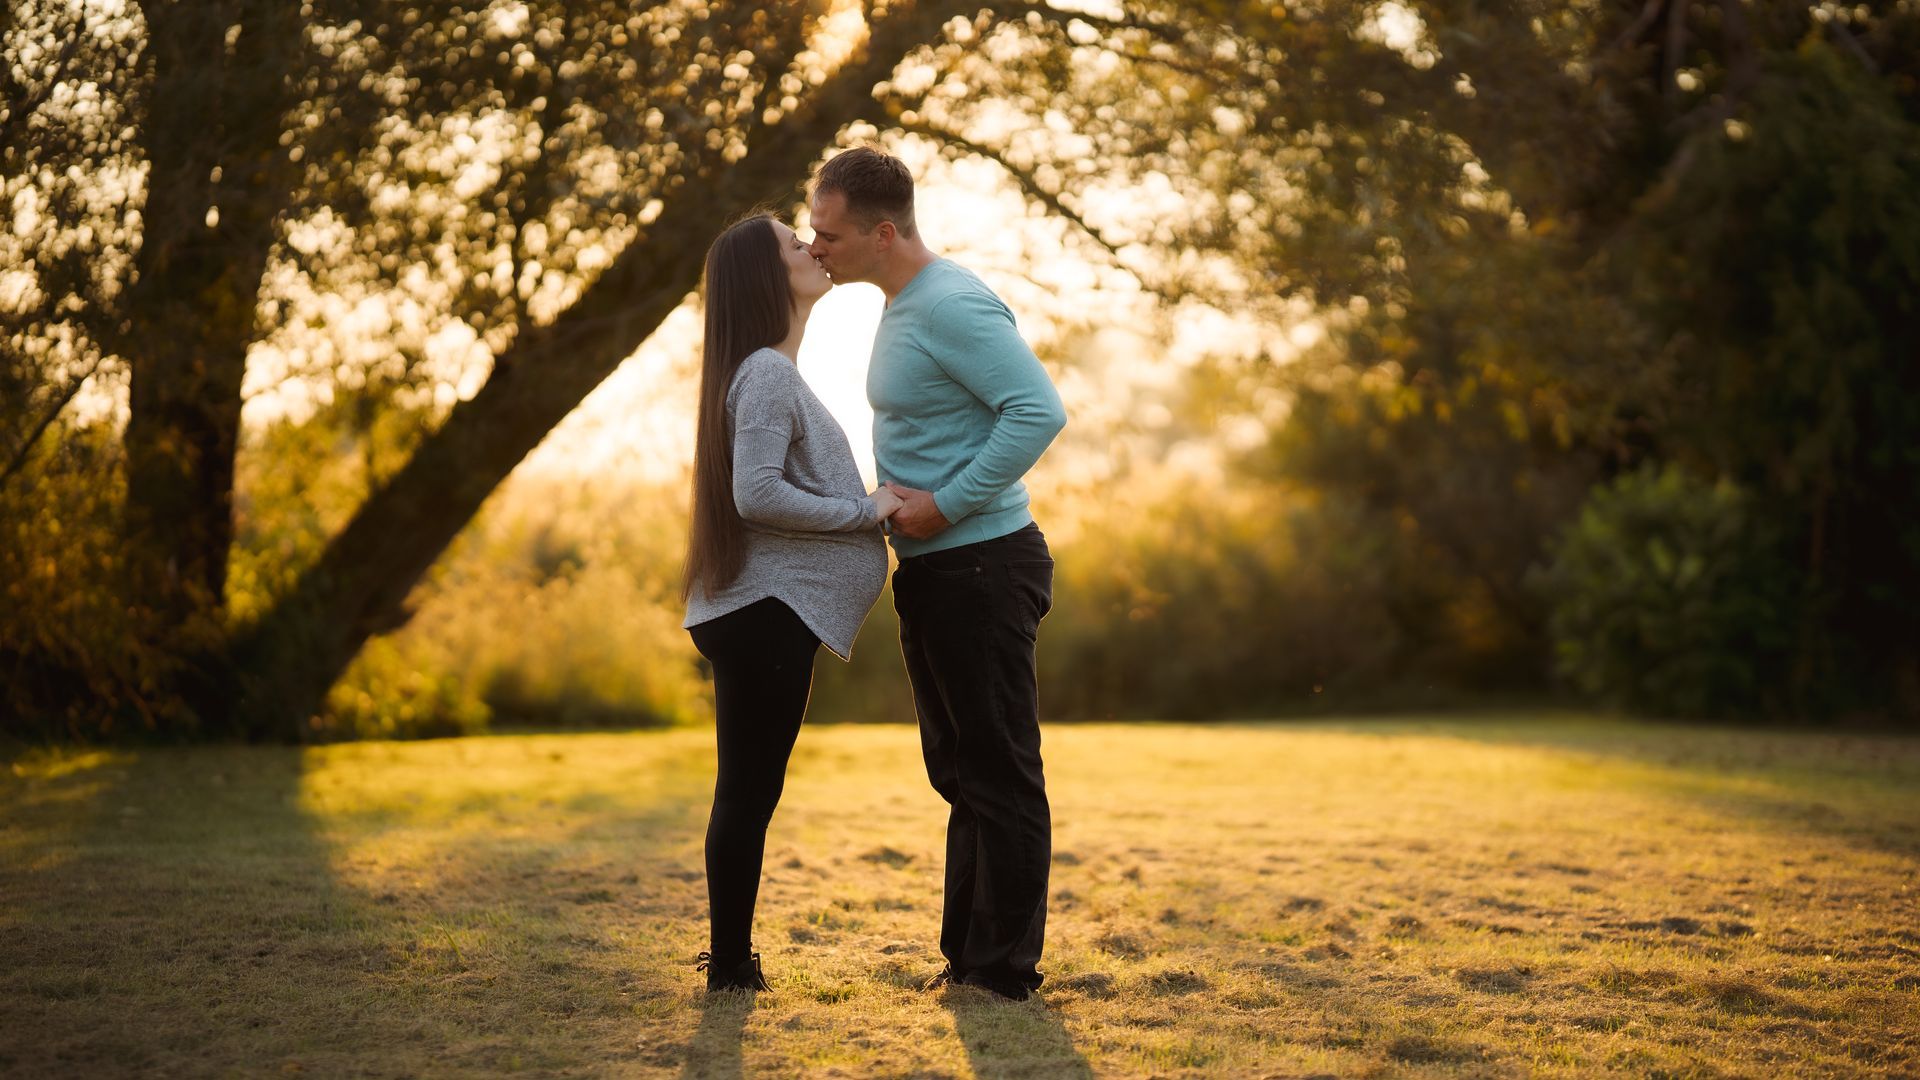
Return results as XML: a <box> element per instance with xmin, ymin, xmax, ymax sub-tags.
<box><xmin>806</xmin><ymin>190</ymin><xmax>884</xmax><ymax>285</ymax></box>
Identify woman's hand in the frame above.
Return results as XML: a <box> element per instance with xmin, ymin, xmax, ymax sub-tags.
<box><xmin>870</xmin><ymin>485</ymin><xmax>905</xmax><ymax>524</ymax></box>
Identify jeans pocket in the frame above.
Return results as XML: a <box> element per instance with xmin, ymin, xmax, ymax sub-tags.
<box><xmin>920</xmin><ymin>549</ymin><xmax>986</xmax><ymax>578</ymax></box>
<box><xmin>1005</xmin><ymin>559</ymin><xmax>1055</xmax><ymax>622</ymax></box>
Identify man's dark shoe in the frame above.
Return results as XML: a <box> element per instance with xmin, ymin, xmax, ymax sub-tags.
<box><xmin>921</xmin><ymin>965</ymin><xmax>957</xmax><ymax>992</ymax></box>
<box><xmin>696</xmin><ymin>950</ymin><xmax>771</xmax><ymax>993</ymax></box>
<box><xmin>959</xmin><ymin>971</ymin><xmax>1032</xmax><ymax>1002</ymax></box>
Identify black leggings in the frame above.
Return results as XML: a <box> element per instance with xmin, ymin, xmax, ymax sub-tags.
<box><xmin>687</xmin><ymin>597</ymin><xmax>819</xmax><ymax>961</ymax></box>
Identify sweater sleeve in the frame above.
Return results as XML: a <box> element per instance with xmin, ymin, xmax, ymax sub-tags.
<box><xmin>729</xmin><ymin>357</ymin><xmax>878</xmax><ymax>533</ymax></box>
<box><xmin>922</xmin><ymin>290</ymin><xmax>1068</xmax><ymax>523</ymax></box>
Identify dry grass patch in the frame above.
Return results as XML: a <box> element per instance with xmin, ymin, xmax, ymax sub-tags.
<box><xmin>3</xmin><ymin>714</ymin><xmax>1918</xmax><ymax>1077</ymax></box>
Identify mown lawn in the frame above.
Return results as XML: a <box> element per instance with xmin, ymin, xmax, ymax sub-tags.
<box><xmin>3</xmin><ymin>715</ymin><xmax>1917</xmax><ymax>1078</ymax></box>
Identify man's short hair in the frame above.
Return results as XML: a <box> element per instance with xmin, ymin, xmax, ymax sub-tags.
<box><xmin>814</xmin><ymin>146</ymin><xmax>917</xmax><ymax>238</ymax></box>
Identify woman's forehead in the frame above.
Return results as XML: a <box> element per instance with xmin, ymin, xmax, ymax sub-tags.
<box><xmin>771</xmin><ymin>220</ymin><xmax>795</xmax><ymax>242</ymax></box>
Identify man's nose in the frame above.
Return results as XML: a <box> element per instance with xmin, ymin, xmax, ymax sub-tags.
<box><xmin>806</xmin><ymin>238</ymin><xmax>826</xmax><ymax>259</ymax></box>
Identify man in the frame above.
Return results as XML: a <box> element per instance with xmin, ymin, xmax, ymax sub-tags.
<box><xmin>807</xmin><ymin>147</ymin><xmax>1068</xmax><ymax>1002</ymax></box>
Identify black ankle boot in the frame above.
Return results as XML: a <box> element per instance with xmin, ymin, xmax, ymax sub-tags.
<box><xmin>696</xmin><ymin>950</ymin><xmax>771</xmax><ymax>993</ymax></box>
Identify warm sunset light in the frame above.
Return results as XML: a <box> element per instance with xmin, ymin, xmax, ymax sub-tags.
<box><xmin>6</xmin><ymin>0</ymin><xmax>1916</xmax><ymax>1075</ymax></box>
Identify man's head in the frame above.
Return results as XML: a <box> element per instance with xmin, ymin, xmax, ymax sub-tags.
<box><xmin>807</xmin><ymin>146</ymin><xmax>917</xmax><ymax>285</ymax></box>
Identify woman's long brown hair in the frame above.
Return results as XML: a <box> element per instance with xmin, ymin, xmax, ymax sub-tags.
<box><xmin>683</xmin><ymin>214</ymin><xmax>794</xmax><ymax>600</ymax></box>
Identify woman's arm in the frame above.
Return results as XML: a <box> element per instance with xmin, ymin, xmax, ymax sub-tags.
<box><xmin>729</xmin><ymin>359</ymin><xmax>879</xmax><ymax>532</ymax></box>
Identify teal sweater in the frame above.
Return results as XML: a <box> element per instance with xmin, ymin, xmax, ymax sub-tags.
<box><xmin>868</xmin><ymin>259</ymin><xmax>1067</xmax><ymax>558</ymax></box>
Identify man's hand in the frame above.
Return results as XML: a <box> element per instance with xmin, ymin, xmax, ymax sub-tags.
<box><xmin>870</xmin><ymin>485</ymin><xmax>905</xmax><ymax>524</ymax></box>
<box><xmin>884</xmin><ymin>483</ymin><xmax>951</xmax><ymax>540</ymax></box>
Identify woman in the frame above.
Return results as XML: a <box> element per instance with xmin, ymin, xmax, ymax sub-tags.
<box><xmin>681</xmin><ymin>213</ymin><xmax>900</xmax><ymax>993</ymax></box>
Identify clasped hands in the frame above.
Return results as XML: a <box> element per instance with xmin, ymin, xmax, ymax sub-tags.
<box><xmin>869</xmin><ymin>482</ymin><xmax>950</xmax><ymax>540</ymax></box>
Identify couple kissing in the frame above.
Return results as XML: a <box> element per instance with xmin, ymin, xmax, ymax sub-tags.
<box><xmin>680</xmin><ymin>146</ymin><xmax>1067</xmax><ymax>1003</ymax></box>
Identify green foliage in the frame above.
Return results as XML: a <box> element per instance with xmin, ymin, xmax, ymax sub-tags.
<box><xmin>312</xmin><ymin>480</ymin><xmax>709</xmax><ymax>739</ymax></box>
<box><xmin>1624</xmin><ymin>40</ymin><xmax>1920</xmax><ymax>714</ymax></box>
<box><xmin>223</xmin><ymin>385</ymin><xmax>709</xmax><ymax>739</ymax></box>
<box><xmin>227</xmin><ymin>386</ymin><xmax>434</xmax><ymax>628</ymax></box>
<box><xmin>1533</xmin><ymin>465</ymin><xmax>1796</xmax><ymax>718</ymax></box>
<box><xmin>1038</xmin><ymin>483</ymin><xmax>1406</xmax><ymax>718</ymax></box>
<box><xmin>11</xmin><ymin>1</ymin><xmax>1920</xmax><ymax>738</ymax></box>
<box><xmin>805</xmin><ymin>478</ymin><xmax>1412</xmax><ymax>724</ymax></box>
<box><xmin>1250</xmin><ymin>21</ymin><xmax>1920</xmax><ymax>722</ymax></box>
<box><xmin>0</xmin><ymin>423</ymin><xmax>203</xmax><ymax>739</ymax></box>
<box><xmin>807</xmin><ymin>587</ymin><xmax>915</xmax><ymax>725</ymax></box>
<box><xmin>1251</xmin><ymin>240</ymin><xmax>1620</xmax><ymax>692</ymax></box>
<box><xmin>322</xmin><ymin>636</ymin><xmax>491</xmax><ymax>740</ymax></box>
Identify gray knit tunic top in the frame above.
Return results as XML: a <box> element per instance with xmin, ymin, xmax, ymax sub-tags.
<box><xmin>682</xmin><ymin>348</ymin><xmax>888</xmax><ymax>660</ymax></box>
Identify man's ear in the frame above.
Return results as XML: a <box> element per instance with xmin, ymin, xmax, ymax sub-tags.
<box><xmin>874</xmin><ymin>220</ymin><xmax>897</xmax><ymax>250</ymax></box>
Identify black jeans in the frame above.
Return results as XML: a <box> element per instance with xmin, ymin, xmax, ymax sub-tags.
<box><xmin>687</xmin><ymin>597</ymin><xmax>819</xmax><ymax>961</ymax></box>
<box><xmin>892</xmin><ymin>523</ymin><xmax>1055</xmax><ymax>990</ymax></box>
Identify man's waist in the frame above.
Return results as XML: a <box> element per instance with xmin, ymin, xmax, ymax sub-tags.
<box><xmin>872</xmin><ymin>422</ymin><xmax>995</xmax><ymax>467</ymax></box>
<box><xmin>891</xmin><ymin>504</ymin><xmax>1034</xmax><ymax>559</ymax></box>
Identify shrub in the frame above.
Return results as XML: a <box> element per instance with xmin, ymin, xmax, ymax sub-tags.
<box><xmin>1532</xmin><ymin>464</ymin><xmax>1797</xmax><ymax>718</ymax></box>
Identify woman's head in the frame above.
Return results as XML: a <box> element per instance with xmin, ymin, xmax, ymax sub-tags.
<box><xmin>684</xmin><ymin>213</ymin><xmax>829</xmax><ymax>600</ymax></box>
<box><xmin>700</xmin><ymin>215</ymin><xmax>830</xmax><ymax>352</ymax></box>
<box><xmin>772</xmin><ymin>218</ymin><xmax>833</xmax><ymax>305</ymax></box>
<box><xmin>702</xmin><ymin>214</ymin><xmax>790</xmax><ymax>360</ymax></box>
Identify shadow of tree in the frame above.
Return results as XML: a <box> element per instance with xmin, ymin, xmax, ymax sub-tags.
<box><xmin>0</xmin><ymin>733</ymin><xmax>720</xmax><ymax>1076</ymax></box>
<box><xmin>3</xmin><ymin>745</ymin><xmax>363</xmax><ymax>1074</ymax></box>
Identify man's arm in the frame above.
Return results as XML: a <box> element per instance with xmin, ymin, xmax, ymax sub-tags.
<box><xmin>923</xmin><ymin>290</ymin><xmax>1068</xmax><ymax>526</ymax></box>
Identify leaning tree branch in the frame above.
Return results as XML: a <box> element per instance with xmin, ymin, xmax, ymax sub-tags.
<box><xmin>0</xmin><ymin>355</ymin><xmax>104</xmax><ymax>490</ymax></box>
<box><xmin>230</xmin><ymin>0</ymin><xmax>984</xmax><ymax>737</ymax></box>
<box><xmin>893</xmin><ymin>116</ymin><xmax>1142</xmax><ymax>283</ymax></box>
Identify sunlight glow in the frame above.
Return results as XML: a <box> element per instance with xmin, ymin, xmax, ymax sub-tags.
<box><xmin>1360</xmin><ymin>2</ymin><xmax>1438</xmax><ymax>69</ymax></box>
<box><xmin>797</xmin><ymin>283</ymin><xmax>885</xmax><ymax>488</ymax></box>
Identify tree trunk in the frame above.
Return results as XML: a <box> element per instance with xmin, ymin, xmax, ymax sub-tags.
<box><xmin>226</xmin><ymin>0</ymin><xmax>966</xmax><ymax>739</ymax></box>
<box><xmin>121</xmin><ymin>1</ymin><xmax>304</xmax><ymax>733</ymax></box>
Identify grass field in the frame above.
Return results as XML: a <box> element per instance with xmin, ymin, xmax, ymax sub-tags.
<box><xmin>4</xmin><ymin>715</ymin><xmax>1917</xmax><ymax>1078</ymax></box>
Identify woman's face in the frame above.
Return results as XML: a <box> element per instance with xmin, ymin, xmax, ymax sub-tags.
<box><xmin>773</xmin><ymin>220</ymin><xmax>832</xmax><ymax>303</ymax></box>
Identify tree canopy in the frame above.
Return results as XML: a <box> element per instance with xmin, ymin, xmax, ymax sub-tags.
<box><xmin>4</xmin><ymin>0</ymin><xmax>1916</xmax><ymax>737</ymax></box>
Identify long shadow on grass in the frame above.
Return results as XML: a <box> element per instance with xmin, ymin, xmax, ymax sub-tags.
<box><xmin>942</xmin><ymin>987</ymin><xmax>1092</xmax><ymax>1080</ymax></box>
<box><xmin>289</xmin><ymin>730</ymin><xmax>722</xmax><ymax>1074</ymax></box>
<box><xmin>0</xmin><ymin>745</ymin><xmax>358</xmax><ymax>1075</ymax></box>
<box><xmin>0</xmin><ymin>733</ymin><xmax>722</xmax><ymax>1076</ymax></box>
<box><xmin>677</xmin><ymin>991</ymin><xmax>751</xmax><ymax>1080</ymax></box>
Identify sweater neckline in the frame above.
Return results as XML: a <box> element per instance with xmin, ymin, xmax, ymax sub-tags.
<box><xmin>886</xmin><ymin>258</ymin><xmax>947</xmax><ymax>310</ymax></box>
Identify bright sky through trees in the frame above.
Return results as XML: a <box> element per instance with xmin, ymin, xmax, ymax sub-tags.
<box><xmin>29</xmin><ymin>1</ymin><xmax>1299</xmax><ymax>493</ymax></box>
<box><xmin>513</xmin><ymin>135</ymin><xmax>1287</xmax><ymax>490</ymax></box>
